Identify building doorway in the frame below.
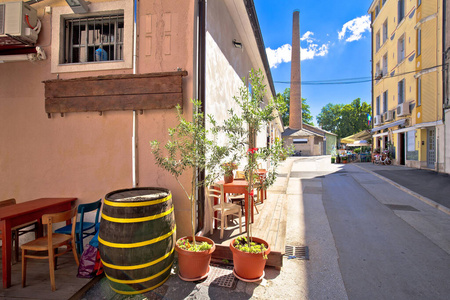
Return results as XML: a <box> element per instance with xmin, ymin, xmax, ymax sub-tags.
<box><xmin>399</xmin><ymin>132</ymin><xmax>405</xmax><ymax>165</ymax></box>
<box><xmin>427</xmin><ymin>128</ymin><xmax>436</xmax><ymax>169</ymax></box>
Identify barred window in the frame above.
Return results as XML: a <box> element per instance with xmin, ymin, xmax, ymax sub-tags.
<box><xmin>63</xmin><ymin>13</ymin><xmax>124</xmax><ymax>64</ymax></box>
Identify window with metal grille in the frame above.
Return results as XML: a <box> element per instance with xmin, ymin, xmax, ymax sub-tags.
<box><xmin>63</xmin><ymin>13</ymin><xmax>124</xmax><ymax>64</ymax></box>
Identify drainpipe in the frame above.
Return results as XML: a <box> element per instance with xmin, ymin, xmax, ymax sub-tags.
<box><xmin>196</xmin><ymin>0</ymin><xmax>207</xmax><ymax>232</ymax></box>
<box><xmin>132</xmin><ymin>0</ymin><xmax>138</xmax><ymax>187</ymax></box>
<box><xmin>370</xmin><ymin>19</ymin><xmax>374</xmax><ymax>150</ymax></box>
<box><xmin>442</xmin><ymin>0</ymin><xmax>447</xmax><ymax>173</ymax></box>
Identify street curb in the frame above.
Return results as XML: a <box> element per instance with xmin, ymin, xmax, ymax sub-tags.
<box><xmin>354</xmin><ymin>164</ymin><xmax>450</xmax><ymax>216</ymax></box>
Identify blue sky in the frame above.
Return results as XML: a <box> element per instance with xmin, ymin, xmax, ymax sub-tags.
<box><xmin>254</xmin><ymin>0</ymin><xmax>373</xmax><ymax>125</ymax></box>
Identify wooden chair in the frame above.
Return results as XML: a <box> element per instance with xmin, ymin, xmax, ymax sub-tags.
<box><xmin>229</xmin><ymin>171</ymin><xmax>260</xmax><ymax>214</ymax></box>
<box><xmin>21</xmin><ymin>208</ymin><xmax>79</xmax><ymax>291</ymax></box>
<box><xmin>0</xmin><ymin>198</ymin><xmax>39</xmax><ymax>263</ymax></box>
<box><xmin>55</xmin><ymin>199</ymin><xmax>102</xmax><ymax>254</ymax></box>
<box><xmin>209</xmin><ymin>184</ymin><xmax>242</xmax><ymax>239</ymax></box>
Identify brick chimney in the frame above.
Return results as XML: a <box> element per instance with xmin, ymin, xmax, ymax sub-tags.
<box><xmin>289</xmin><ymin>10</ymin><xmax>302</xmax><ymax>130</ymax></box>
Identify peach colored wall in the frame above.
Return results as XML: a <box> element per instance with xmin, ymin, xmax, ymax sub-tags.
<box><xmin>0</xmin><ymin>0</ymin><xmax>196</xmax><ymax>237</ymax></box>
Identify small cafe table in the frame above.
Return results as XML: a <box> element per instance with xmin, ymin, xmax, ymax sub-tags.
<box><xmin>0</xmin><ymin>197</ymin><xmax>76</xmax><ymax>288</ymax></box>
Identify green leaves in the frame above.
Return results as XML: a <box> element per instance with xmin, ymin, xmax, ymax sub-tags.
<box><xmin>317</xmin><ymin>98</ymin><xmax>372</xmax><ymax>139</ymax></box>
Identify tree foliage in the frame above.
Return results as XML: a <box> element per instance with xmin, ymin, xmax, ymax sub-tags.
<box><xmin>275</xmin><ymin>88</ymin><xmax>314</xmax><ymax>126</ymax></box>
<box><xmin>316</xmin><ymin>98</ymin><xmax>371</xmax><ymax>139</ymax></box>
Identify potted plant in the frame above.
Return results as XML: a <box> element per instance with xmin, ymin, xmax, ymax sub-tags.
<box><xmin>221</xmin><ymin>69</ymin><xmax>291</xmax><ymax>281</ymax></box>
<box><xmin>151</xmin><ymin>100</ymin><xmax>218</xmax><ymax>281</ymax></box>
<box><xmin>221</xmin><ymin>162</ymin><xmax>238</xmax><ymax>183</ymax></box>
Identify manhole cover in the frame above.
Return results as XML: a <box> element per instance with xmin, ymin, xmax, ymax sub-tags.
<box><xmin>385</xmin><ymin>204</ymin><xmax>419</xmax><ymax>212</ymax></box>
<box><xmin>196</xmin><ymin>264</ymin><xmax>237</xmax><ymax>289</ymax></box>
<box><xmin>284</xmin><ymin>245</ymin><xmax>309</xmax><ymax>260</ymax></box>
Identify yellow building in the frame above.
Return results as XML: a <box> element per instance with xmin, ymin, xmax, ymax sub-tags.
<box><xmin>368</xmin><ymin>0</ymin><xmax>444</xmax><ymax>171</ymax></box>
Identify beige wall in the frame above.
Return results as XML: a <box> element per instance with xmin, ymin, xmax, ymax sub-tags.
<box><xmin>0</xmin><ymin>0</ymin><xmax>196</xmax><ymax>237</ymax></box>
<box><xmin>205</xmin><ymin>0</ymin><xmax>267</xmax><ymax>164</ymax></box>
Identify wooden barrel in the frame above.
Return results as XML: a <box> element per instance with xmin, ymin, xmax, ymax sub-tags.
<box><xmin>99</xmin><ymin>187</ymin><xmax>176</xmax><ymax>295</ymax></box>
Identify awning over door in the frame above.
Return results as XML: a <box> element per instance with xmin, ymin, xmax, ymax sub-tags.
<box><xmin>371</xmin><ymin>119</ymin><xmax>406</xmax><ymax>133</ymax></box>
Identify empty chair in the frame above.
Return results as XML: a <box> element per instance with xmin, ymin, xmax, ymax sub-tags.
<box><xmin>55</xmin><ymin>199</ymin><xmax>101</xmax><ymax>254</ymax></box>
<box><xmin>21</xmin><ymin>208</ymin><xmax>79</xmax><ymax>291</ymax></box>
<box><xmin>0</xmin><ymin>198</ymin><xmax>39</xmax><ymax>263</ymax></box>
<box><xmin>209</xmin><ymin>184</ymin><xmax>242</xmax><ymax>239</ymax></box>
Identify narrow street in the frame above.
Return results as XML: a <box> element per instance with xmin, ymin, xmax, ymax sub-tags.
<box><xmin>281</xmin><ymin>156</ymin><xmax>450</xmax><ymax>300</ymax></box>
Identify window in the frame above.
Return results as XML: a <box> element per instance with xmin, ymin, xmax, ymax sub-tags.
<box><xmin>376</xmin><ymin>61</ymin><xmax>381</xmax><ymax>81</ymax></box>
<box><xmin>293</xmin><ymin>139</ymin><xmax>308</xmax><ymax>144</ymax></box>
<box><xmin>51</xmin><ymin>0</ymin><xmax>133</xmax><ymax>74</ymax></box>
<box><xmin>382</xmin><ymin>53</ymin><xmax>388</xmax><ymax>76</ymax></box>
<box><xmin>382</xmin><ymin>0</ymin><xmax>387</xmax><ymax>4</ymax></box>
<box><xmin>398</xmin><ymin>35</ymin><xmax>405</xmax><ymax>63</ymax></box>
<box><xmin>376</xmin><ymin>95</ymin><xmax>381</xmax><ymax>115</ymax></box>
<box><xmin>63</xmin><ymin>13</ymin><xmax>124</xmax><ymax>64</ymax></box>
<box><xmin>417</xmin><ymin>28</ymin><xmax>421</xmax><ymax>56</ymax></box>
<box><xmin>375</xmin><ymin>5</ymin><xmax>380</xmax><ymax>18</ymax></box>
<box><xmin>398</xmin><ymin>0</ymin><xmax>405</xmax><ymax>23</ymax></box>
<box><xmin>417</xmin><ymin>77</ymin><xmax>422</xmax><ymax>106</ymax></box>
<box><xmin>398</xmin><ymin>79</ymin><xmax>405</xmax><ymax>104</ymax></box>
<box><xmin>376</xmin><ymin>31</ymin><xmax>381</xmax><ymax>51</ymax></box>
<box><xmin>383</xmin><ymin>20</ymin><xmax>388</xmax><ymax>44</ymax></box>
<box><xmin>383</xmin><ymin>90</ymin><xmax>388</xmax><ymax>113</ymax></box>
<box><xmin>418</xmin><ymin>0</ymin><xmax>422</xmax><ymax>7</ymax></box>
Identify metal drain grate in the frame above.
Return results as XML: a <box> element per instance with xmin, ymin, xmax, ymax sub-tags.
<box><xmin>285</xmin><ymin>245</ymin><xmax>309</xmax><ymax>260</ymax></box>
<box><xmin>385</xmin><ymin>204</ymin><xmax>419</xmax><ymax>212</ymax></box>
<box><xmin>196</xmin><ymin>264</ymin><xmax>238</xmax><ymax>289</ymax></box>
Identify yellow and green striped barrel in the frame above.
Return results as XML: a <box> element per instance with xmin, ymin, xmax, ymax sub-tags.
<box><xmin>99</xmin><ymin>187</ymin><xmax>176</xmax><ymax>295</ymax></box>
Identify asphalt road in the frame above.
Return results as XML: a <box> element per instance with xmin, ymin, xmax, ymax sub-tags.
<box><xmin>322</xmin><ymin>163</ymin><xmax>450</xmax><ymax>300</ymax></box>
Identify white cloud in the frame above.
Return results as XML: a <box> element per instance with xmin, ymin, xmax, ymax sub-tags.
<box><xmin>338</xmin><ymin>15</ymin><xmax>371</xmax><ymax>42</ymax></box>
<box><xmin>300</xmin><ymin>31</ymin><xmax>315</xmax><ymax>43</ymax></box>
<box><xmin>266</xmin><ymin>31</ymin><xmax>329</xmax><ymax>68</ymax></box>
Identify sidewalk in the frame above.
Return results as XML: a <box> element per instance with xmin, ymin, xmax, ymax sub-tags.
<box><xmin>353</xmin><ymin>162</ymin><xmax>450</xmax><ymax>215</ymax></box>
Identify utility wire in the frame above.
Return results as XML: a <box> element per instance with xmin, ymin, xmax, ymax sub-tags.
<box><xmin>274</xmin><ymin>63</ymin><xmax>448</xmax><ymax>85</ymax></box>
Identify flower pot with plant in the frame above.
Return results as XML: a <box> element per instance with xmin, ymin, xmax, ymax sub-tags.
<box><xmin>221</xmin><ymin>162</ymin><xmax>238</xmax><ymax>183</ymax></box>
<box><xmin>151</xmin><ymin>100</ymin><xmax>221</xmax><ymax>281</ymax></box>
<box><xmin>220</xmin><ymin>69</ymin><xmax>292</xmax><ymax>281</ymax></box>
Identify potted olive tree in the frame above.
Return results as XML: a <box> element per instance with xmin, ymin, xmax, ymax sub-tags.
<box><xmin>151</xmin><ymin>99</ymin><xmax>223</xmax><ymax>281</ymax></box>
<box><xmin>223</xmin><ymin>69</ymin><xmax>291</xmax><ymax>282</ymax></box>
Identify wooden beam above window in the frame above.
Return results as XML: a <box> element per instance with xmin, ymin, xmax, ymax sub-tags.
<box><xmin>43</xmin><ymin>71</ymin><xmax>188</xmax><ymax>115</ymax></box>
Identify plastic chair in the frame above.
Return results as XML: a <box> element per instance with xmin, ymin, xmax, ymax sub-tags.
<box><xmin>55</xmin><ymin>199</ymin><xmax>101</xmax><ymax>254</ymax></box>
<box><xmin>0</xmin><ymin>198</ymin><xmax>39</xmax><ymax>263</ymax></box>
<box><xmin>209</xmin><ymin>184</ymin><xmax>242</xmax><ymax>239</ymax></box>
<box><xmin>21</xmin><ymin>208</ymin><xmax>79</xmax><ymax>291</ymax></box>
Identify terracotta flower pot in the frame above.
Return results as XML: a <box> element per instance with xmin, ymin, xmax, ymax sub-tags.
<box><xmin>175</xmin><ymin>236</ymin><xmax>215</xmax><ymax>281</ymax></box>
<box><xmin>230</xmin><ymin>237</ymin><xmax>270</xmax><ymax>281</ymax></box>
<box><xmin>224</xmin><ymin>174</ymin><xmax>234</xmax><ymax>183</ymax></box>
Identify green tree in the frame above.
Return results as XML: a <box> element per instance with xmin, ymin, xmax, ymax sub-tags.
<box><xmin>316</xmin><ymin>98</ymin><xmax>371</xmax><ymax>139</ymax></box>
<box><xmin>276</xmin><ymin>88</ymin><xmax>314</xmax><ymax>126</ymax></box>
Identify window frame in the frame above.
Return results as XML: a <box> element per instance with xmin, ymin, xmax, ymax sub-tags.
<box><xmin>382</xmin><ymin>20</ymin><xmax>388</xmax><ymax>44</ymax></box>
<box><xmin>417</xmin><ymin>27</ymin><xmax>421</xmax><ymax>56</ymax></box>
<box><xmin>382</xmin><ymin>53</ymin><xmax>388</xmax><ymax>76</ymax></box>
<box><xmin>51</xmin><ymin>0</ymin><xmax>133</xmax><ymax>74</ymax></box>
<box><xmin>398</xmin><ymin>79</ymin><xmax>405</xmax><ymax>104</ymax></box>
<box><xmin>376</xmin><ymin>95</ymin><xmax>381</xmax><ymax>116</ymax></box>
<box><xmin>376</xmin><ymin>30</ymin><xmax>381</xmax><ymax>52</ymax></box>
<box><xmin>417</xmin><ymin>77</ymin><xmax>422</xmax><ymax>106</ymax></box>
<box><xmin>398</xmin><ymin>35</ymin><xmax>405</xmax><ymax>63</ymax></box>
<box><xmin>398</xmin><ymin>0</ymin><xmax>405</xmax><ymax>24</ymax></box>
<box><xmin>63</xmin><ymin>13</ymin><xmax>125</xmax><ymax>64</ymax></box>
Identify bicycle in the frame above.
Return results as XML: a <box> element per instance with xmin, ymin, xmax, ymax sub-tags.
<box><xmin>374</xmin><ymin>151</ymin><xmax>392</xmax><ymax>165</ymax></box>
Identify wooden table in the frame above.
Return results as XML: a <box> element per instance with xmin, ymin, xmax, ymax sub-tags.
<box><xmin>0</xmin><ymin>197</ymin><xmax>76</xmax><ymax>288</ymax></box>
<box><xmin>216</xmin><ymin>180</ymin><xmax>254</xmax><ymax>229</ymax></box>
